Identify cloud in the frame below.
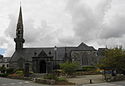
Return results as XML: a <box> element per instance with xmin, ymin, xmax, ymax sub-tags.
<box><xmin>66</xmin><ymin>0</ymin><xmax>113</xmax><ymax>42</ymax></box>
<box><xmin>101</xmin><ymin>15</ymin><xmax>125</xmax><ymax>39</ymax></box>
<box><xmin>2</xmin><ymin>0</ymin><xmax>69</xmax><ymax>56</ymax></box>
<box><xmin>4</xmin><ymin>14</ymin><xmax>63</xmax><ymax>56</ymax></box>
<box><xmin>4</xmin><ymin>15</ymin><xmax>16</xmax><ymax>38</ymax></box>
<box><xmin>64</xmin><ymin>0</ymin><xmax>125</xmax><ymax>48</ymax></box>
<box><xmin>1</xmin><ymin>0</ymin><xmax>125</xmax><ymax>56</ymax></box>
<box><xmin>58</xmin><ymin>36</ymin><xmax>80</xmax><ymax>46</ymax></box>
<box><xmin>0</xmin><ymin>36</ymin><xmax>8</xmax><ymax>48</ymax></box>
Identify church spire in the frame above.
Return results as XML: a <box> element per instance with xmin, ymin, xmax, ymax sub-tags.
<box><xmin>17</xmin><ymin>5</ymin><xmax>23</xmax><ymax>25</ymax></box>
<box><xmin>14</xmin><ymin>5</ymin><xmax>25</xmax><ymax>51</ymax></box>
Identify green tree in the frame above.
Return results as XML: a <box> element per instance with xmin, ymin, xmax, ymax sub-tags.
<box><xmin>0</xmin><ymin>66</ymin><xmax>6</xmax><ymax>73</ymax></box>
<box><xmin>98</xmin><ymin>47</ymin><xmax>125</xmax><ymax>72</ymax></box>
<box><xmin>60</xmin><ymin>62</ymin><xmax>80</xmax><ymax>76</ymax></box>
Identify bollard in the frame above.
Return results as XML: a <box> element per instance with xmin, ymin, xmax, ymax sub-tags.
<box><xmin>90</xmin><ymin>79</ymin><xmax>92</xmax><ymax>84</ymax></box>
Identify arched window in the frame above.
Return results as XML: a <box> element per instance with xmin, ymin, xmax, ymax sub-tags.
<box><xmin>7</xmin><ymin>64</ymin><xmax>9</xmax><ymax>67</ymax></box>
<box><xmin>2</xmin><ymin>64</ymin><xmax>5</xmax><ymax>67</ymax></box>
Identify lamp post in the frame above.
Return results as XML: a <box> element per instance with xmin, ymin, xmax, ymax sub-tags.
<box><xmin>54</xmin><ymin>46</ymin><xmax>57</xmax><ymax>69</ymax></box>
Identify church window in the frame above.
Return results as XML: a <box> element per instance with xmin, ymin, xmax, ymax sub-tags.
<box><xmin>34</xmin><ymin>52</ymin><xmax>37</xmax><ymax>56</ymax></box>
<box><xmin>18</xmin><ymin>31</ymin><xmax>20</xmax><ymax>34</ymax></box>
<box><xmin>49</xmin><ymin>51</ymin><xmax>51</xmax><ymax>55</ymax></box>
<box><xmin>2</xmin><ymin>64</ymin><xmax>5</xmax><ymax>67</ymax></box>
<box><xmin>7</xmin><ymin>64</ymin><xmax>9</xmax><ymax>67</ymax></box>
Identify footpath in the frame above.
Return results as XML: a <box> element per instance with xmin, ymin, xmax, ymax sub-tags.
<box><xmin>67</xmin><ymin>75</ymin><xmax>105</xmax><ymax>85</ymax></box>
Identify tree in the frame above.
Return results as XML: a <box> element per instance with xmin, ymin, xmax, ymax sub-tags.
<box><xmin>60</xmin><ymin>62</ymin><xmax>80</xmax><ymax>76</ymax></box>
<box><xmin>0</xmin><ymin>66</ymin><xmax>6</xmax><ymax>73</ymax></box>
<box><xmin>98</xmin><ymin>47</ymin><xmax>125</xmax><ymax>73</ymax></box>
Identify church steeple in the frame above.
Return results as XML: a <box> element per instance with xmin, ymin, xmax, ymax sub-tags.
<box><xmin>14</xmin><ymin>5</ymin><xmax>25</xmax><ymax>51</ymax></box>
<box><xmin>17</xmin><ymin>6</ymin><xmax>23</xmax><ymax>26</ymax></box>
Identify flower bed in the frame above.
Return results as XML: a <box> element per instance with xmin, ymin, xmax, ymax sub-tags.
<box><xmin>34</xmin><ymin>78</ymin><xmax>55</xmax><ymax>85</ymax></box>
<box><xmin>34</xmin><ymin>78</ymin><xmax>75</xmax><ymax>85</ymax></box>
<box><xmin>7</xmin><ymin>73</ymin><xmax>32</xmax><ymax>80</ymax></box>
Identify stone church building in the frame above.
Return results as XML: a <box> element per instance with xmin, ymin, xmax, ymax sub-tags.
<box><xmin>9</xmin><ymin>6</ymin><xmax>103</xmax><ymax>73</ymax></box>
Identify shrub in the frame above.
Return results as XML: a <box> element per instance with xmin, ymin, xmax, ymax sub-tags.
<box><xmin>43</xmin><ymin>74</ymin><xmax>58</xmax><ymax>80</ymax></box>
<box><xmin>82</xmin><ymin>66</ymin><xmax>96</xmax><ymax>71</ymax></box>
<box><xmin>6</xmin><ymin>68</ymin><xmax>14</xmax><ymax>74</ymax></box>
<box><xmin>15</xmin><ymin>70</ymin><xmax>24</xmax><ymax>76</ymax></box>
<box><xmin>0</xmin><ymin>67</ymin><xmax>6</xmax><ymax>73</ymax></box>
<box><xmin>60</xmin><ymin>62</ymin><xmax>80</xmax><ymax>76</ymax></box>
<box><xmin>53</xmin><ymin>69</ymin><xmax>65</xmax><ymax>76</ymax></box>
<box><xmin>16</xmin><ymin>70</ymin><xmax>23</xmax><ymax>74</ymax></box>
<box><xmin>0</xmin><ymin>73</ymin><xmax>8</xmax><ymax>77</ymax></box>
<box><xmin>8</xmin><ymin>69</ymin><xmax>25</xmax><ymax>78</ymax></box>
<box><xmin>57</xmin><ymin>77</ymin><xmax>67</xmax><ymax>82</ymax></box>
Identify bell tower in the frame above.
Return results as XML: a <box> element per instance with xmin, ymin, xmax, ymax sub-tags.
<box><xmin>14</xmin><ymin>6</ymin><xmax>25</xmax><ymax>51</ymax></box>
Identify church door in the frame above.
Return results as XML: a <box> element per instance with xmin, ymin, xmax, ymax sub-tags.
<box><xmin>24</xmin><ymin>63</ymin><xmax>29</xmax><ymax>77</ymax></box>
<box><xmin>40</xmin><ymin>60</ymin><xmax>46</xmax><ymax>73</ymax></box>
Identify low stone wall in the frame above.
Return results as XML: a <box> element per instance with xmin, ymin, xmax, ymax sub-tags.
<box><xmin>104</xmin><ymin>74</ymin><xmax>125</xmax><ymax>82</ymax></box>
<box><xmin>34</xmin><ymin>78</ymin><xmax>55</xmax><ymax>85</ymax></box>
<box><xmin>7</xmin><ymin>76</ymin><xmax>32</xmax><ymax>81</ymax></box>
<box><xmin>110</xmin><ymin>75</ymin><xmax>125</xmax><ymax>81</ymax></box>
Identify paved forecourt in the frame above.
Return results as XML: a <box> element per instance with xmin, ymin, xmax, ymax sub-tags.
<box><xmin>0</xmin><ymin>77</ymin><xmax>48</xmax><ymax>86</ymax></box>
<box><xmin>81</xmin><ymin>81</ymin><xmax>125</xmax><ymax>86</ymax></box>
<box><xmin>0</xmin><ymin>77</ymin><xmax>125</xmax><ymax>86</ymax></box>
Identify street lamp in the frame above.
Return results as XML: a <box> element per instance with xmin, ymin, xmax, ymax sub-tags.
<box><xmin>54</xmin><ymin>46</ymin><xmax>57</xmax><ymax>69</ymax></box>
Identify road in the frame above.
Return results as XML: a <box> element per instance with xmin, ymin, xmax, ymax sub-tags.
<box><xmin>0</xmin><ymin>77</ymin><xmax>48</xmax><ymax>86</ymax></box>
<box><xmin>0</xmin><ymin>77</ymin><xmax>125</xmax><ymax>86</ymax></box>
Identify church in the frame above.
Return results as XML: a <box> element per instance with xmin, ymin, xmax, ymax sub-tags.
<box><xmin>9</xmin><ymin>6</ymin><xmax>104</xmax><ymax>73</ymax></box>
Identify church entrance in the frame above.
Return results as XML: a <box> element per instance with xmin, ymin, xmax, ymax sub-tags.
<box><xmin>32</xmin><ymin>50</ymin><xmax>53</xmax><ymax>73</ymax></box>
<box><xmin>40</xmin><ymin>60</ymin><xmax>46</xmax><ymax>73</ymax></box>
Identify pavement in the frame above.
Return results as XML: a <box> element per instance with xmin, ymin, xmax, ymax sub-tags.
<box><xmin>81</xmin><ymin>81</ymin><xmax>125</xmax><ymax>86</ymax></box>
<box><xmin>0</xmin><ymin>76</ymin><xmax>125</xmax><ymax>86</ymax></box>
<box><xmin>68</xmin><ymin>75</ymin><xmax>105</xmax><ymax>85</ymax></box>
<box><xmin>0</xmin><ymin>77</ymin><xmax>48</xmax><ymax>86</ymax></box>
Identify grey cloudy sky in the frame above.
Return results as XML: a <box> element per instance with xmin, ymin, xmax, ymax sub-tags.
<box><xmin>0</xmin><ymin>0</ymin><xmax>125</xmax><ymax>56</ymax></box>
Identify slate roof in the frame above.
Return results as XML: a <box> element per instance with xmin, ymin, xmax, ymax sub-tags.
<box><xmin>10</xmin><ymin>43</ymin><xmax>97</xmax><ymax>62</ymax></box>
<box><xmin>77</xmin><ymin>42</ymin><xmax>96</xmax><ymax>51</ymax></box>
<box><xmin>97</xmin><ymin>48</ymin><xmax>107</xmax><ymax>56</ymax></box>
<box><xmin>0</xmin><ymin>57</ymin><xmax>11</xmax><ymax>63</ymax></box>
